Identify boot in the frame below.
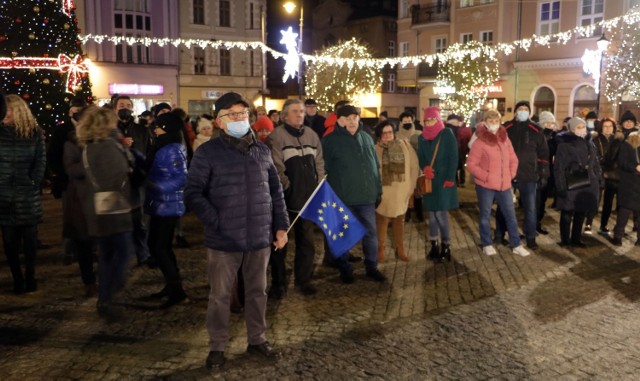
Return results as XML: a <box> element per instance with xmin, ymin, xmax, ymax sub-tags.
<box><xmin>377</xmin><ymin>246</ymin><xmax>386</xmax><ymax>262</ymax></box>
<box><xmin>439</xmin><ymin>243</ymin><xmax>451</xmax><ymax>262</ymax></box>
<box><xmin>395</xmin><ymin>248</ymin><xmax>409</xmax><ymax>262</ymax></box>
<box><xmin>426</xmin><ymin>240</ymin><xmax>439</xmax><ymax>261</ymax></box>
<box><xmin>375</xmin><ymin>214</ymin><xmax>388</xmax><ymax>262</ymax></box>
<box><xmin>391</xmin><ymin>216</ymin><xmax>408</xmax><ymax>261</ymax></box>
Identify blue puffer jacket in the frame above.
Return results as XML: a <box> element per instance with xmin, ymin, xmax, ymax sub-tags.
<box><xmin>184</xmin><ymin>135</ymin><xmax>289</xmax><ymax>252</ymax></box>
<box><xmin>144</xmin><ymin>143</ymin><xmax>187</xmax><ymax>217</ymax></box>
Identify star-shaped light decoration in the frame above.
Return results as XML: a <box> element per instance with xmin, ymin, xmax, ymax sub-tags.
<box><xmin>279</xmin><ymin>26</ymin><xmax>299</xmax><ymax>82</ymax></box>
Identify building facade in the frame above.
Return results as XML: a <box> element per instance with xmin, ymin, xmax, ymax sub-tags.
<box><xmin>397</xmin><ymin>0</ymin><xmax>640</xmax><ymax>122</ymax></box>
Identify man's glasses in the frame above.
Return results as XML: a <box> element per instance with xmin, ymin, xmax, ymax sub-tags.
<box><xmin>219</xmin><ymin>110</ymin><xmax>249</xmax><ymax>119</ymax></box>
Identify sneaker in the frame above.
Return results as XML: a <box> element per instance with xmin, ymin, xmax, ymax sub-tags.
<box><xmin>482</xmin><ymin>245</ymin><xmax>497</xmax><ymax>256</ymax></box>
<box><xmin>598</xmin><ymin>227</ymin><xmax>610</xmax><ymax>236</ymax></box>
<box><xmin>247</xmin><ymin>341</ymin><xmax>282</xmax><ymax>360</ymax></box>
<box><xmin>512</xmin><ymin>245</ymin><xmax>531</xmax><ymax>257</ymax></box>
<box><xmin>536</xmin><ymin>226</ymin><xmax>549</xmax><ymax>235</ymax></box>
<box><xmin>205</xmin><ymin>351</ymin><xmax>225</xmax><ymax>370</ymax></box>
<box><xmin>365</xmin><ymin>269</ymin><xmax>387</xmax><ymax>282</ymax></box>
<box><xmin>583</xmin><ymin>225</ymin><xmax>592</xmax><ymax>235</ymax></box>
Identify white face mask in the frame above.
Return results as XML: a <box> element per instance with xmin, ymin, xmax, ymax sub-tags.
<box><xmin>226</xmin><ymin>119</ymin><xmax>251</xmax><ymax>138</ymax></box>
<box><xmin>574</xmin><ymin>129</ymin><xmax>588</xmax><ymax>138</ymax></box>
<box><xmin>516</xmin><ymin>110</ymin><xmax>529</xmax><ymax>122</ymax></box>
<box><xmin>487</xmin><ymin>124</ymin><xmax>500</xmax><ymax>133</ymax></box>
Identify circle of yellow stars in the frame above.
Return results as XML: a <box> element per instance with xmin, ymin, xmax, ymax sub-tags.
<box><xmin>317</xmin><ymin>200</ymin><xmax>351</xmax><ymax>241</ymax></box>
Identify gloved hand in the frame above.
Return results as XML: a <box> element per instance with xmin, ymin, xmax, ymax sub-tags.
<box><xmin>443</xmin><ymin>180</ymin><xmax>455</xmax><ymax>188</ymax></box>
<box><xmin>423</xmin><ymin>166</ymin><xmax>435</xmax><ymax>180</ymax></box>
<box><xmin>375</xmin><ymin>195</ymin><xmax>382</xmax><ymax>208</ymax></box>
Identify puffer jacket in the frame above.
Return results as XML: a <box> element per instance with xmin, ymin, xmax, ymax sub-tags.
<box><xmin>0</xmin><ymin>124</ymin><xmax>46</xmax><ymax>226</ymax></box>
<box><xmin>144</xmin><ymin>143</ymin><xmax>187</xmax><ymax>217</ymax></box>
<box><xmin>184</xmin><ymin>133</ymin><xmax>289</xmax><ymax>252</ymax></box>
<box><xmin>467</xmin><ymin>124</ymin><xmax>518</xmax><ymax>192</ymax></box>
<box><xmin>553</xmin><ymin>132</ymin><xmax>601</xmax><ymax>212</ymax></box>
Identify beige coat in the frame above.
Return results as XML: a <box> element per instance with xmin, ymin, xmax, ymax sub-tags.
<box><xmin>375</xmin><ymin>139</ymin><xmax>420</xmax><ymax>218</ymax></box>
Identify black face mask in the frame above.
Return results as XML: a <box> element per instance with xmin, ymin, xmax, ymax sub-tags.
<box><xmin>138</xmin><ymin>118</ymin><xmax>148</xmax><ymax>126</ymax></box>
<box><xmin>402</xmin><ymin>123</ymin><xmax>413</xmax><ymax>130</ymax></box>
<box><xmin>117</xmin><ymin>109</ymin><xmax>132</xmax><ymax>121</ymax></box>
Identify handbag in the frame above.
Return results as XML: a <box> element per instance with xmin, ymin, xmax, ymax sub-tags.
<box><xmin>565</xmin><ymin>161</ymin><xmax>590</xmax><ymax>191</ymax></box>
<box><xmin>82</xmin><ymin>145</ymin><xmax>132</xmax><ymax>215</ymax></box>
<box><xmin>417</xmin><ymin>136</ymin><xmax>441</xmax><ymax>195</ymax></box>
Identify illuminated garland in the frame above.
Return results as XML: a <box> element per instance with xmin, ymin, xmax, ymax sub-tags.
<box><xmin>78</xmin><ymin>9</ymin><xmax>640</xmax><ymax>69</ymax></box>
<box><xmin>0</xmin><ymin>54</ymin><xmax>89</xmax><ymax>93</ymax></box>
<box><xmin>604</xmin><ymin>8</ymin><xmax>640</xmax><ymax>105</ymax></box>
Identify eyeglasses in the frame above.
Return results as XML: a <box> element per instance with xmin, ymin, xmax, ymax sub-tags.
<box><xmin>381</xmin><ymin>131</ymin><xmax>394</xmax><ymax>135</ymax></box>
<box><xmin>218</xmin><ymin>110</ymin><xmax>249</xmax><ymax>119</ymax></box>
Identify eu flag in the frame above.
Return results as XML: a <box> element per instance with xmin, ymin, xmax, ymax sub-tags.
<box><xmin>299</xmin><ymin>179</ymin><xmax>366</xmax><ymax>258</ymax></box>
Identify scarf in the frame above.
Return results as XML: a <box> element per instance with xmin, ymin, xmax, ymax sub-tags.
<box><xmin>379</xmin><ymin>140</ymin><xmax>405</xmax><ymax>186</ymax></box>
<box><xmin>421</xmin><ymin>119</ymin><xmax>445</xmax><ymax>140</ymax></box>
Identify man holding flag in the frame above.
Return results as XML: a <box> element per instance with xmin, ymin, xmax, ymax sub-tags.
<box><xmin>319</xmin><ymin>105</ymin><xmax>386</xmax><ymax>284</ymax></box>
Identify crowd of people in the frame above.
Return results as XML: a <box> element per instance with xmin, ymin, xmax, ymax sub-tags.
<box><xmin>1</xmin><ymin>89</ymin><xmax>639</xmax><ymax>370</ymax></box>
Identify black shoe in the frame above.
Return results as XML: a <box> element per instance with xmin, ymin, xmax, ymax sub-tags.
<box><xmin>159</xmin><ymin>293</ymin><xmax>189</xmax><ymax>309</ymax></box>
<box><xmin>322</xmin><ymin>259</ymin><xmax>338</xmax><ymax>268</ymax></box>
<box><xmin>610</xmin><ymin>237</ymin><xmax>623</xmax><ymax>246</ymax></box>
<box><xmin>558</xmin><ymin>241</ymin><xmax>571</xmax><ymax>247</ymax></box>
<box><xmin>268</xmin><ymin>286</ymin><xmax>287</xmax><ymax>300</ymax></box>
<box><xmin>536</xmin><ymin>226</ymin><xmax>549</xmax><ymax>235</ymax></box>
<box><xmin>175</xmin><ymin>235</ymin><xmax>190</xmax><ymax>248</ymax></box>
<box><xmin>13</xmin><ymin>281</ymin><xmax>25</xmax><ymax>295</ymax></box>
<box><xmin>571</xmin><ymin>241</ymin><xmax>587</xmax><ymax>248</ymax></box>
<box><xmin>426</xmin><ymin>240</ymin><xmax>439</xmax><ymax>261</ymax></box>
<box><xmin>247</xmin><ymin>341</ymin><xmax>282</xmax><ymax>360</ymax></box>
<box><xmin>340</xmin><ymin>271</ymin><xmax>355</xmax><ymax>284</ymax></box>
<box><xmin>297</xmin><ymin>283</ymin><xmax>317</xmax><ymax>296</ymax></box>
<box><xmin>348</xmin><ymin>254</ymin><xmax>362</xmax><ymax>263</ymax></box>
<box><xmin>137</xmin><ymin>257</ymin><xmax>156</xmax><ymax>268</ymax></box>
<box><xmin>526</xmin><ymin>239</ymin><xmax>538</xmax><ymax>250</ymax></box>
<box><xmin>205</xmin><ymin>351</ymin><xmax>225</xmax><ymax>370</ymax></box>
<box><xmin>25</xmin><ymin>278</ymin><xmax>37</xmax><ymax>293</ymax></box>
<box><xmin>439</xmin><ymin>243</ymin><xmax>451</xmax><ymax>262</ymax></box>
<box><xmin>365</xmin><ymin>269</ymin><xmax>387</xmax><ymax>282</ymax></box>
<box><xmin>149</xmin><ymin>287</ymin><xmax>169</xmax><ymax>299</ymax></box>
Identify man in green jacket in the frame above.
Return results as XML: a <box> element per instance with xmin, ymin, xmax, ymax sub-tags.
<box><xmin>321</xmin><ymin>105</ymin><xmax>386</xmax><ymax>284</ymax></box>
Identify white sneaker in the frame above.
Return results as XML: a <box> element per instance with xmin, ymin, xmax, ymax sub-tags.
<box><xmin>512</xmin><ymin>245</ymin><xmax>531</xmax><ymax>257</ymax></box>
<box><xmin>482</xmin><ymin>245</ymin><xmax>497</xmax><ymax>256</ymax></box>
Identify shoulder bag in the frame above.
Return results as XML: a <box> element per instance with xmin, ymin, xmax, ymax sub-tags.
<box><xmin>82</xmin><ymin>145</ymin><xmax>132</xmax><ymax>215</ymax></box>
<box><xmin>417</xmin><ymin>136</ymin><xmax>442</xmax><ymax>195</ymax></box>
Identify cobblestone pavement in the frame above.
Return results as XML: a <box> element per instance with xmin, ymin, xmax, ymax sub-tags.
<box><xmin>1</xmin><ymin>186</ymin><xmax>640</xmax><ymax>380</ymax></box>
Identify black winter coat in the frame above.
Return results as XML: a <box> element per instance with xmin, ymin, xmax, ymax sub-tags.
<box><xmin>617</xmin><ymin>133</ymin><xmax>640</xmax><ymax>211</ymax></box>
<box><xmin>0</xmin><ymin>125</ymin><xmax>46</xmax><ymax>226</ymax></box>
<box><xmin>503</xmin><ymin>119</ymin><xmax>550</xmax><ymax>184</ymax></box>
<box><xmin>184</xmin><ymin>133</ymin><xmax>289</xmax><ymax>252</ymax></box>
<box><xmin>554</xmin><ymin>132</ymin><xmax>601</xmax><ymax>213</ymax></box>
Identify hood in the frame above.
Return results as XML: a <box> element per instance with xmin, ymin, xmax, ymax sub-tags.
<box><xmin>476</xmin><ymin>123</ymin><xmax>507</xmax><ymax>144</ymax></box>
<box><xmin>627</xmin><ymin>132</ymin><xmax>640</xmax><ymax>149</ymax></box>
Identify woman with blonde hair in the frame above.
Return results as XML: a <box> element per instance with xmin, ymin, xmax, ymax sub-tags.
<box><xmin>0</xmin><ymin>95</ymin><xmax>46</xmax><ymax>294</ymax></box>
<box><xmin>77</xmin><ymin>106</ymin><xmax>134</xmax><ymax>314</ymax></box>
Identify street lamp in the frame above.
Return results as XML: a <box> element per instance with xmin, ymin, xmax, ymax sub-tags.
<box><xmin>283</xmin><ymin>1</ymin><xmax>304</xmax><ymax>99</ymax></box>
<box><xmin>595</xmin><ymin>32</ymin><xmax>609</xmax><ymax>114</ymax></box>
<box><xmin>260</xmin><ymin>5</ymin><xmax>268</xmax><ymax>107</ymax></box>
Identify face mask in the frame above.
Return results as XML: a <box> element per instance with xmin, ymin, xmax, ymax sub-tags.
<box><xmin>117</xmin><ymin>109</ymin><xmax>132</xmax><ymax>121</ymax></box>
<box><xmin>226</xmin><ymin>119</ymin><xmax>251</xmax><ymax>138</ymax></box>
<box><xmin>516</xmin><ymin>110</ymin><xmax>529</xmax><ymax>122</ymax></box>
<box><xmin>586</xmin><ymin>121</ymin><xmax>595</xmax><ymax>129</ymax></box>
<box><xmin>487</xmin><ymin>124</ymin><xmax>500</xmax><ymax>133</ymax></box>
<box><xmin>138</xmin><ymin>118</ymin><xmax>148</xmax><ymax>126</ymax></box>
<box><xmin>574</xmin><ymin>129</ymin><xmax>588</xmax><ymax>138</ymax></box>
<box><xmin>402</xmin><ymin>123</ymin><xmax>413</xmax><ymax>130</ymax></box>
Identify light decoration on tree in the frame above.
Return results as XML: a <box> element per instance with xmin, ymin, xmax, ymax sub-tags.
<box><xmin>305</xmin><ymin>39</ymin><xmax>382</xmax><ymax>113</ymax></box>
<box><xmin>604</xmin><ymin>6</ymin><xmax>640</xmax><ymax>105</ymax></box>
<box><xmin>279</xmin><ymin>26</ymin><xmax>299</xmax><ymax>82</ymax></box>
<box><xmin>581</xmin><ymin>49</ymin><xmax>603</xmax><ymax>93</ymax></box>
<box><xmin>435</xmin><ymin>41</ymin><xmax>500</xmax><ymax>121</ymax></box>
<box><xmin>0</xmin><ymin>54</ymin><xmax>90</xmax><ymax>93</ymax></box>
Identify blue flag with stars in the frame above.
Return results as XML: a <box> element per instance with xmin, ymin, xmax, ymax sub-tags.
<box><xmin>299</xmin><ymin>179</ymin><xmax>366</xmax><ymax>258</ymax></box>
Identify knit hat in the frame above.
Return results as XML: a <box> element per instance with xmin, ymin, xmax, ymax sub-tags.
<box><xmin>153</xmin><ymin>102</ymin><xmax>172</xmax><ymax>117</ymax></box>
<box><xmin>447</xmin><ymin>114</ymin><xmax>464</xmax><ymax>122</ymax></box>
<box><xmin>214</xmin><ymin>92</ymin><xmax>249</xmax><ymax>117</ymax></box>
<box><xmin>155</xmin><ymin>113</ymin><xmax>184</xmax><ymax>135</ymax></box>
<box><xmin>422</xmin><ymin>106</ymin><xmax>445</xmax><ymax>140</ymax></box>
<box><xmin>585</xmin><ymin>111</ymin><xmax>598</xmax><ymax>120</ymax></box>
<box><xmin>139</xmin><ymin>110</ymin><xmax>152</xmax><ymax>118</ymax></box>
<box><xmin>197</xmin><ymin>118</ymin><xmax>213</xmax><ymax>133</ymax></box>
<box><xmin>568</xmin><ymin>117</ymin><xmax>586</xmax><ymax>131</ymax></box>
<box><xmin>538</xmin><ymin>111</ymin><xmax>556</xmax><ymax>126</ymax></box>
<box><xmin>252</xmin><ymin>116</ymin><xmax>274</xmax><ymax>132</ymax></box>
<box><xmin>514</xmin><ymin>100</ymin><xmax>531</xmax><ymax>112</ymax></box>
<box><xmin>620</xmin><ymin>110</ymin><xmax>637</xmax><ymax>124</ymax></box>
<box><xmin>336</xmin><ymin>105</ymin><xmax>360</xmax><ymax>118</ymax></box>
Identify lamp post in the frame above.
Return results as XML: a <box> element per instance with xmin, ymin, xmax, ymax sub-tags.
<box><xmin>595</xmin><ymin>32</ymin><xmax>609</xmax><ymax>114</ymax></box>
<box><xmin>283</xmin><ymin>1</ymin><xmax>304</xmax><ymax>99</ymax></box>
<box><xmin>260</xmin><ymin>4</ymin><xmax>268</xmax><ymax>107</ymax></box>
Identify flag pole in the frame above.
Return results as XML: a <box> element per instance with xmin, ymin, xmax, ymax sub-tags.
<box><xmin>284</xmin><ymin>176</ymin><xmax>327</xmax><ymax>235</ymax></box>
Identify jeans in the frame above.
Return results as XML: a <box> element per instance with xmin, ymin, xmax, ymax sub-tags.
<box><xmin>476</xmin><ymin>185</ymin><xmax>522</xmax><ymax>247</ymax></box>
<box><xmin>1</xmin><ymin>225</ymin><xmax>37</xmax><ymax>289</ymax></box>
<box><xmin>334</xmin><ymin>204</ymin><xmax>378</xmax><ymax>274</ymax></box>
<box><xmin>428</xmin><ymin>210</ymin><xmax>451</xmax><ymax>243</ymax></box>
<box><xmin>496</xmin><ymin>181</ymin><xmax>537</xmax><ymax>241</ymax></box>
<box><xmin>97</xmin><ymin>231</ymin><xmax>132</xmax><ymax>303</ymax></box>
<box><xmin>270</xmin><ymin>212</ymin><xmax>316</xmax><ymax>288</ymax></box>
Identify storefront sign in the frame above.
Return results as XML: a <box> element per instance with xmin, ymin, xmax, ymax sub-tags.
<box><xmin>108</xmin><ymin>83</ymin><xmax>164</xmax><ymax>95</ymax></box>
<box><xmin>202</xmin><ymin>90</ymin><xmax>225</xmax><ymax>99</ymax></box>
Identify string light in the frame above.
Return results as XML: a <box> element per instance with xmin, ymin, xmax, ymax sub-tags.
<box><xmin>604</xmin><ymin>6</ymin><xmax>640</xmax><ymax>105</ymax></box>
<box><xmin>0</xmin><ymin>54</ymin><xmax>90</xmax><ymax>93</ymax></box>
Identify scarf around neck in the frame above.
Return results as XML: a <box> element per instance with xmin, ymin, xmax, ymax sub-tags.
<box><xmin>421</xmin><ymin>120</ymin><xmax>445</xmax><ymax>140</ymax></box>
<box><xmin>379</xmin><ymin>140</ymin><xmax>405</xmax><ymax>186</ymax></box>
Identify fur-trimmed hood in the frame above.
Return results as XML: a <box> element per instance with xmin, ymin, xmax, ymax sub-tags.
<box><xmin>476</xmin><ymin>122</ymin><xmax>507</xmax><ymax>144</ymax></box>
<box><xmin>627</xmin><ymin>131</ymin><xmax>640</xmax><ymax>149</ymax></box>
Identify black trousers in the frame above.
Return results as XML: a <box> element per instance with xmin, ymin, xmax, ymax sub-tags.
<box><xmin>560</xmin><ymin>210</ymin><xmax>586</xmax><ymax>244</ymax></box>
<box><xmin>613</xmin><ymin>207</ymin><xmax>640</xmax><ymax>240</ymax></box>
<box><xmin>148</xmin><ymin>216</ymin><xmax>184</xmax><ymax>296</ymax></box>
<box><xmin>599</xmin><ymin>182</ymin><xmax>618</xmax><ymax>230</ymax></box>
<box><xmin>76</xmin><ymin>238</ymin><xmax>96</xmax><ymax>286</ymax></box>
<box><xmin>270</xmin><ymin>212</ymin><xmax>316</xmax><ymax>288</ymax></box>
<box><xmin>1</xmin><ymin>225</ymin><xmax>38</xmax><ymax>288</ymax></box>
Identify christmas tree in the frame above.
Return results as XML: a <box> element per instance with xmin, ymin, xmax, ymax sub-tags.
<box><xmin>604</xmin><ymin>7</ymin><xmax>640</xmax><ymax>106</ymax></box>
<box><xmin>0</xmin><ymin>0</ymin><xmax>92</xmax><ymax>136</ymax></box>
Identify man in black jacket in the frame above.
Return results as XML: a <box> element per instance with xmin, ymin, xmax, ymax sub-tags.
<box><xmin>303</xmin><ymin>98</ymin><xmax>326</xmax><ymax>137</ymax></box>
<box><xmin>496</xmin><ymin>101</ymin><xmax>550</xmax><ymax>250</ymax></box>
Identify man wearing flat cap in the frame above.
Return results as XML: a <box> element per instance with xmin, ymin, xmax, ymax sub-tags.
<box><xmin>321</xmin><ymin>105</ymin><xmax>386</xmax><ymax>284</ymax></box>
<box><xmin>184</xmin><ymin>92</ymin><xmax>289</xmax><ymax>370</ymax></box>
<box><xmin>304</xmin><ymin>98</ymin><xmax>326</xmax><ymax>138</ymax></box>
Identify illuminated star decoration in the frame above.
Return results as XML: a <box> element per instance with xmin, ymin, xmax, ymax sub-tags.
<box><xmin>62</xmin><ymin>0</ymin><xmax>76</xmax><ymax>16</ymax></box>
<box><xmin>581</xmin><ymin>49</ymin><xmax>603</xmax><ymax>93</ymax></box>
<box><xmin>279</xmin><ymin>26</ymin><xmax>299</xmax><ymax>82</ymax></box>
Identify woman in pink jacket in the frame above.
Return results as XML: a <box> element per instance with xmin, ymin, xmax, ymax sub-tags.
<box><xmin>467</xmin><ymin>110</ymin><xmax>530</xmax><ymax>257</ymax></box>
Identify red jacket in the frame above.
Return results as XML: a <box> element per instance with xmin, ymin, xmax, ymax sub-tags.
<box><xmin>323</xmin><ymin>112</ymin><xmax>338</xmax><ymax>137</ymax></box>
<box><xmin>467</xmin><ymin>124</ymin><xmax>518</xmax><ymax>191</ymax></box>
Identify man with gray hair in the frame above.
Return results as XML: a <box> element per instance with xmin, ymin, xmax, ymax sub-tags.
<box><xmin>265</xmin><ymin>98</ymin><xmax>325</xmax><ymax>298</ymax></box>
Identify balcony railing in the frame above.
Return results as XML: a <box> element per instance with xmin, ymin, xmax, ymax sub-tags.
<box><xmin>418</xmin><ymin>61</ymin><xmax>439</xmax><ymax>78</ymax></box>
<box><xmin>411</xmin><ymin>3</ymin><xmax>450</xmax><ymax>26</ymax></box>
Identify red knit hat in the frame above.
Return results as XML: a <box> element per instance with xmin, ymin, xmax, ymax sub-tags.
<box><xmin>252</xmin><ymin>116</ymin><xmax>274</xmax><ymax>132</ymax></box>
